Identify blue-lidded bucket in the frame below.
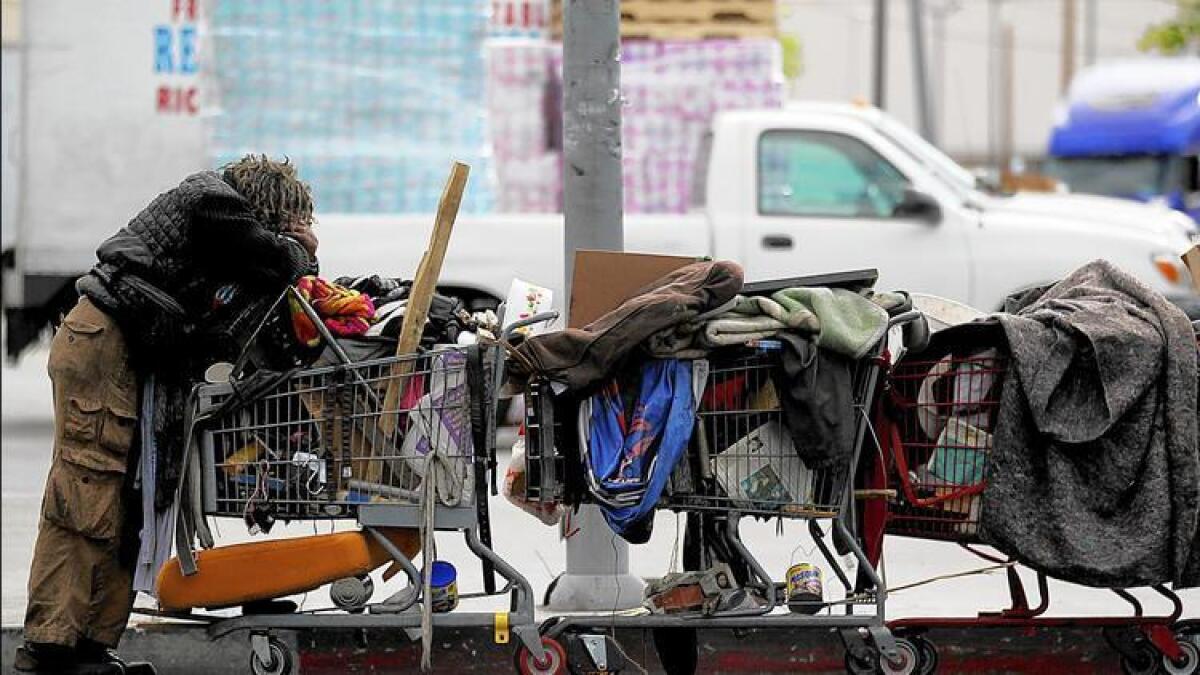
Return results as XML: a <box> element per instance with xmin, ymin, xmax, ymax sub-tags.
<box><xmin>426</xmin><ymin>561</ymin><xmax>458</xmax><ymax>613</ymax></box>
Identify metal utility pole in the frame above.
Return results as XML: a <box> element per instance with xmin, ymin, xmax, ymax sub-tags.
<box><xmin>1083</xmin><ymin>0</ymin><xmax>1097</xmax><ymax>66</ymax></box>
<box><xmin>909</xmin><ymin>0</ymin><xmax>935</xmax><ymax>143</ymax></box>
<box><xmin>872</xmin><ymin>0</ymin><xmax>888</xmax><ymax>108</ymax></box>
<box><xmin>1001</xmin><ymin>23</ymin><xmax>1015</xmax><ymax>170</ymax></box>
<box><xmin>548</xmin><ymin>0</ymin><xmax>643</xmax><ymax>612</ymax></box>
<box><xmin>1061</xmin><ymin>0</ymin><xmax>1077</xmax><ymax>94</ymax></box>
<box><xmin>987</xmin><ymin>0</ymin><xmax>1001</xmax><ymax>167</ymax></box>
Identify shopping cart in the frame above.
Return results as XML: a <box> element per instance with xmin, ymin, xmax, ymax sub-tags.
<box><xmin>518</xmin><ymin>304</ymin><xmax>928</xmax><ymax>674</ymax></box>
<box><xmin>146</xmin><ymin>289</ymin><xmax>549</xmax><ymax>675</ymax></box>
<box><xmin>862</xmin><ymin>332</ymin><xmax>1198</xmax><ymax>675</ymax></box>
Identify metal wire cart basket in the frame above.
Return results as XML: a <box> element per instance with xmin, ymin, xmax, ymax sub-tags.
<box><xmin>165</xmin><ymin>291</ymin><xmax>548</xmax><ymax>674</ymax></box>
<box><xmin>858</xmin><ymin>330</ymin><xmax>1198</xmax><ymax>675</ymax></box>
<box><xmin>521</xmin><ymin>305</ymin><xmax>928</xmax><ymax>668</ymax></box>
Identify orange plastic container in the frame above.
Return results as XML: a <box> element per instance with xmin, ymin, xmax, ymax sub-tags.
<box><xmin>156</xmin><ymin>527</ymin><xmax>421</xmax><ymax>611</ymax></box>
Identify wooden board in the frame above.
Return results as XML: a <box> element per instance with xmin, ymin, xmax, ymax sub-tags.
<box><xmin>370</xmin><ymin>161</ymin><xmax>470</xmax><ymax>483</ymax></box>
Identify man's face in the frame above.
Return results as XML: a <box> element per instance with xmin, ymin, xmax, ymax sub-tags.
<box><xmin>285</xmin><ymin>217</ymin><xmax>318</xmax><ymax>258</ymax></box>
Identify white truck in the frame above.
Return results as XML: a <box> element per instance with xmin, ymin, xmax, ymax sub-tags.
<box><xmin>5</xmin><ymin>0</ymin><xmax>1198</xmax><ymax>357</ymax></box>
<box><xmin>311</xmin><ymin>103</ymin><xmax>1200</xmax><ymax>322</ymax></box>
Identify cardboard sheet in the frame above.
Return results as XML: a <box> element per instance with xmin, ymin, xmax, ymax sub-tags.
<box><xmin>569</xmin><ymin>250</ymin><xmax>699</xmax><ymax>328</ymax></box>
<box><xmin>1183</xmin><ymin>245</ymin><xmax>1200</xmax><ymax>293</ymax></box>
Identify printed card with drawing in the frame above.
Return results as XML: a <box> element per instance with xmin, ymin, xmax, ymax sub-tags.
<box><xmin>713</xmin><ymin>421</ymin><xmax>814</xmax><ymax>509</ymax></box>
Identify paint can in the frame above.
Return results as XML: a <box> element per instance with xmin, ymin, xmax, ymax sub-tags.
<box><xmin>786</xmin><ymin>562</ymin><xmax>823</xmax><ymax>614</ymax></box>
<box><xmin>426</xmin><ymin>560</ymin><xmax>459</xmax><ymax>613</ymax></box>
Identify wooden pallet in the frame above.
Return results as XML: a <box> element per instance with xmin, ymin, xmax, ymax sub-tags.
<box><xmin>549</xmin><ymin>0</ymin><xmax>777</xmax><ymax>40</ymax></box>
<box><xmin>622</xmin><ymin>0</ymin><xmax>775</xmax><ymax>24</ymax></box>
<box><xmin>620</xmin><ymin>22</ymin><xmax>776</xmax><ymax>40</ymax></box>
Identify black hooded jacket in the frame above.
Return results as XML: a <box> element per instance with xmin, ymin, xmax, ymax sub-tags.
<box><xmin>77</xmin><ymin>170</ymin><xmax>316</xmax><ymax>369</ymax></box>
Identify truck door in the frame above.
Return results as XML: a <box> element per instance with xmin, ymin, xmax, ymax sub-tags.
<box><xmin>741</xmin><ymin>129</ymin><xmax>970</xmax><ymax>300</ymax></box>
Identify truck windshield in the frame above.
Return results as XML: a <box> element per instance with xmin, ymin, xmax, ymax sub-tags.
<box><xmin>873</xmin><ymin>115</ymin><xmax>978</xmax><ymax>197</ymax></box>
<box><xmin>1044</xmin><ymin>155</ymin><xmax>1169</xmax><ymax>199</ymax></box>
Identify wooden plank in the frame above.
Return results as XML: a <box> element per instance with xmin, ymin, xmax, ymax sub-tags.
<box><xmin>549</xmin><ymin>0</ymin><xmax>776</xmax><ymax>40</ymax></box>
<box><xmin>620</xmin><ymin>23</ymin><xmax>777</xmax><ymax>40</ymax></box>
<box><xmin>620</xmin><ymin>0</ymin><xmax>776</xmax><ymax>24</ymax></box>
<box><xmin>369</xmin><ymin>161</ymin><xmax>470</xmax><ymax>483</ymax></box>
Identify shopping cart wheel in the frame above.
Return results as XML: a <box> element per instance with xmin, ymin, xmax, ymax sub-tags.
<box><xmin>514</xmin><ymin>636</ymin><xmax>567</xmax><ymax>675</ymax></box>
<box><xmin>1120</xmin><ymin>642</ymin><xmax>1163</xmax><ymax>675</ymax></box>
<box><xmin>843</xmin><ymin>651</ymin><xmax>877</xmax><ymax>675</ymax></box>
<box><xmin>877</xmin><ymin>638</ymin><xmax>920</xmax><ymax>675</ymax></box>
<box><xmin>249</xmin><ymin>636</ymin><xmax>293</xmax><ymax>675</ymax></box>
<box><xmin>909</xmin><ymin>635</ymin><xmax>939</xmax><ymax>675</ymax></box>
<box><xmin>1162</xmin><ymin>636</ymin><xmax>1199</xmax><ymax>675</ymax></box>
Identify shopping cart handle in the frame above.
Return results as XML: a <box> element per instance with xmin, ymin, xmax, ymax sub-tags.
<box><xmin>888</xmin><ymin>310</ymin><xmax>930</xmax><ymax>353</ymax></box>
<box><xmin>501</xmin><ymin>311</ymin><xmax>560</xmax><ymax>341</ymax></box>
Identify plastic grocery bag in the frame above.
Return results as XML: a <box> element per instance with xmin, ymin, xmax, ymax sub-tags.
<box><xmin>503</xmin><ymin>434</ymin><xmax>561</xmax><ymax>526</ymax></box>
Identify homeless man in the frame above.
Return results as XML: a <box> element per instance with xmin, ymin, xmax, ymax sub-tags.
<box><xmin>15</xmin><ymin>155</ymin><xmax>319</xmax><ymax>675</ymax></box>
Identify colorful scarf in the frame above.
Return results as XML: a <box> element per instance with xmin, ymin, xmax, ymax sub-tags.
<box><xmin>290</xmin><ymin>275</ymin><xmax>376</xmax><ymax>347</ymax></box>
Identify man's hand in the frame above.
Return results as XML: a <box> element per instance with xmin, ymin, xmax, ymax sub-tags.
<box><xmin>286</xmin><ymin>223</ymin><xmax>318</xmax><ymax>259</ymax></box>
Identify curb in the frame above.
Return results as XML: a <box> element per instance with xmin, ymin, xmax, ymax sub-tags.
<box><xmin>3</xmin><ymin>622</ymin><xmax>1129</xmax><ymax>674</ymax></box>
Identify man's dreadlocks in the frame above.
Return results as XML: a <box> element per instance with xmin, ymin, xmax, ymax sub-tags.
<box><xmin>221</xmin><ymin>154</ymin><xmax>314</xmax><ymax>233</ymax></box>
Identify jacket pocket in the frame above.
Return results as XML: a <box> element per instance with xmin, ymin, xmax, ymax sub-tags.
<box><xmin>62</xmin><ymin>318</ymin><xmax>104</xmax><ymax>337</ymax></box>
<box><xmin>60</xmin><ymin>398</ymin><xmax>132</xmax><ymax>474</ymax></box>
<box><xmin>100</xmin><ymin>405</ymin><xmax>138</xmax><ymax>457</ymax></box>
<box><xmin>41</xmin><ymin>460</ymin><xmax>123</xmax><ymax>540</ymax></box>
<box><xmin>63</xmin><ymin>397</ymin><xmax>102</xmax><ymax>445</ymax></box>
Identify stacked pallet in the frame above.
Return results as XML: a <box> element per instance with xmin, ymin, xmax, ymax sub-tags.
<box><xmin>207</xmin><ymin>0</ymin><xmax>494</xmax><ymax>214</ymax></box>
<box><xmin>550</xmin><ymin>0</ymin><xmax>776</xmax><ymax>40</ymax></box>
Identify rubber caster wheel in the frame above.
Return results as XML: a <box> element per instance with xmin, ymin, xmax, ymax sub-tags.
<box><xmin>249</xmin><ymin>637</ymin><xmax>293</xmax><ymax>675</ymax></box>
<box><xmin>909</xmin><ymin>635</ymin><xmax>939</xmax><ymax>675</ymax></box>
<box><xmin>514</xmin><ymin>636</ymin><xmax>567</xmax><ymax>675</ymax></box>
<box><xmin>1121</xmin><ymin>643</ymin><xmax>1162</xmax><ymax>675</ymax></box>
<box><xmin>844</xmin><ymin>651</ymin><xmax>877</xmax><ymax>675</ymax></box>
<box><xmin>878</xmin><ymin>638</ymin><xmax>920</xmax><ymax>675</ymax></box>
<box><xmin>1163</xmin><ymin>638</ymin><xmax>1200</xmax><ymax>675</ymax></box>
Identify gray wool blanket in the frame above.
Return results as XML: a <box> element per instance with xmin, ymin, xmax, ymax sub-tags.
<box><xmin>982</xmin><ymin>260</ymin><xmax>1200</xmax><ymax>589</ymax></box>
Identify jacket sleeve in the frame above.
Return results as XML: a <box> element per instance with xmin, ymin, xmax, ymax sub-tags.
<box><xmin>193</xmin><ymin>192</ymin><xmax>318</xmax><ymax>287</ymax></box>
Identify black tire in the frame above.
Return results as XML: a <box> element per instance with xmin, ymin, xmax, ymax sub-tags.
<box><xmin>249</xmin><ymin>638</ymin><xmax>293</xmax><ymax>675</ymax></box>
<box><xmin>1120</xmin><ymin>643</ymin><xmax>1162</xmax><ymax>675</ymax></box>
<box><xmin>910</xmin><ymin>635</ymin><xmax>939</xmax><ymax>675</ymax></box>
<box><xmin>844</xmin><ymin>650</ymin><xmax>878</xmax><ymax>675</ymax></box>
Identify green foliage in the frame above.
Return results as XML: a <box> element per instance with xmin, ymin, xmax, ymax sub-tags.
<box><xmin>780</xmin><ymin>34</ymin><xmax>803</xmax><ymax>80</ymax></box>
<box><xmin>1138</xmin><ymin>0</ymin><xmax>1200</xmax><ymax>55</ymax></box>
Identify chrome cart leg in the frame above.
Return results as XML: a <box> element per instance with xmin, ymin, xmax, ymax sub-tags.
<box><xmin>831</xmin><ymin>518</ymin><xmax>886</xmax><ymax>620</ymax></box>
<box><xmin>365</xmin><ymin>527</ymin><xmax>421</xmax><ymax>614</ymax></box>
<box><xmin>250</xmin><ymin>633</ymin><xmax>272</xmax><ymax>665</ymax></box>
<box><xmin>868</xmin><ymin>625</ymin><xmax>899</xmax><ymax>662</ymax></box>
<box><xmin>512</xmin><ymin>624</ymin><xmax>547</xmax><ymax>662</ymax></box>
<box><xmin>724</xmin><ymin>516</ymin><xmax>777</xmax><ymax>612</ymax></box>
<box><xmin>462</xmin><ymin>527</ymin><xmax>545</xmax><ymax>659</ymax></box>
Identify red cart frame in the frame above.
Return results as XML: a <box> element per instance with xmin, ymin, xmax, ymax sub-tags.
<box><xmin>855</xmin><ymin>344</ymin><xmax>1197</xmax><ymax>675</ymax></box>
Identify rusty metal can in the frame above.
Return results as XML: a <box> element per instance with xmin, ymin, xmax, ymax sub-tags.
<box><xmin>786</xmin><ymin>562</ymin><xmax>823</xmax><ymax>615</ymax></box>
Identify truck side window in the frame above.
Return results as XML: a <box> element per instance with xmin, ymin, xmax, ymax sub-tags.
<box><xmin>758</xmin><ymin>130</ymin><xmax>908</xmax><ymax>218</ymax></box>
